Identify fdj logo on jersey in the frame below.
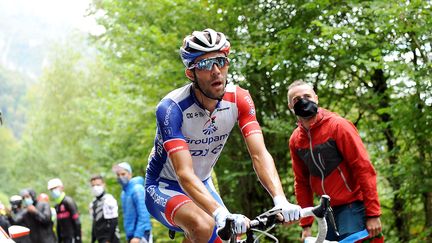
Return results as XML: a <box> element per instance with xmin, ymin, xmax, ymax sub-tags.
<box><xmin>202</xmin><ymin>117</ymin><xmax>218</xmax><ymax>135</ymax></box>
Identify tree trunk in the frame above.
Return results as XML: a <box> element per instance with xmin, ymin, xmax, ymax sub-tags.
<box><xmin>425</xmin><ymin>192</ymin><xmax>432</xmax><ymax>237</ymax></box>
<box><xmin>371</xmin><ymin>69</ymin><xmax>409</xmax><ymax>241</ymax></box>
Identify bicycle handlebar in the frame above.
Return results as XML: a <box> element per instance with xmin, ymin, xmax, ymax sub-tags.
<box><xmin>217</xmin><ymin>195</ymin><xmax>332</xmax><ymax>243</ymax></box>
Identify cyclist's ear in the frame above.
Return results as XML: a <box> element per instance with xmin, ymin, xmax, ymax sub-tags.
<box><xmin>185</xmin><ymin>69</ymin><xmax>194</xmax><ymax>81</ymax></box>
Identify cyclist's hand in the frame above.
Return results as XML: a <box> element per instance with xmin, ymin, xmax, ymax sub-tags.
<box><xmin>273</xmin><ymin>196</ymin><xmax>301</xmax><ymax>222</ymax></box>
<box><xmin>231</xmin><ymin>213</ymin><xmax>249</xmax><ymax>234</ymax></box>
<box><xmin>213</xmin><ymin>207</ymin><xmax>250</xmax><ymax>234</ymax></box>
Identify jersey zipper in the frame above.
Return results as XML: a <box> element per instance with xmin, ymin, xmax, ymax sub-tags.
<box><xmin>337</xmin><ymin>166</ymin><xmax>353</xmax><ymax>192</ymax></box>
<box><xmin>307</xmin><ymin>130</ymin><xmax>327</xmax><ymax>195</ymax></box>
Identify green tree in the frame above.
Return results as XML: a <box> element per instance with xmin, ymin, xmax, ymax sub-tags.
<box><xmin>0</xmin><ymin>65</ymin><xmax>30</xmax><ymax>138</ymax></box>
<box><xmin>0</xmin><ymin>126</ymin><xmax>19</xmax><ymax>195</ymax></box>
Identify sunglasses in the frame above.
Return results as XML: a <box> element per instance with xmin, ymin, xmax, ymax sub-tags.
<box><xmin>189</xmin><ymin>57</ymin><xmax>229</xmax><ymax>71</ymax></box>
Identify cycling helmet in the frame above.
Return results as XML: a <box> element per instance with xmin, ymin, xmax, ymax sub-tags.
<box><xmin>9</xmin><ymin>195</ymin><xmax>22</xmax><ymax>204</ymax></box>
<box><xmin>180</xmin><ymin>28</ymin><xmax>230</xmax><ymax>68</ymax></box>
<box><xmin>47</xmin><ymin>178</ymin><xmax>63</xmax><ymax>190</ymax></box>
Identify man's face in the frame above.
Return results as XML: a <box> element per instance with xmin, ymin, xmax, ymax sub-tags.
<box><xmin>189</xmin><ymin>52</ymin><xmax>229</xmax><ymax>99</ymax></box>
<box><xmin>288</xmin><ymin>84</ymin><xmax>318</xmax><ymax>109</ymax></box>
<box><xmin>116</xmin><ymin>169</ymin><xmax>131</xmax><ymax>180</ymax></box>
<box><xmin>51</xmin><ymin>186</ymin><xmax>63</xmax><ymax>192</ymax></box>
<box><xmin>90</xmin><ymin>178</ymin><xmax>105</xmax><ymax>188</ymax></box>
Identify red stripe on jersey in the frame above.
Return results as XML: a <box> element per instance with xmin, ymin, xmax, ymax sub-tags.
<box><xmin>241</xmin><ymin>122</ymin><xmax>262</xmax><ymax>137</ymax></box>
<box><xmin>57</xmin><ymin>211</ymin><xmax>71</xmax><ymax>219</ymax></box>
<box><xmin>165</xmin><ymin>194</ymin><xmax>193</xmax><ymax>226</ymax></box>
<box><xmin>222</xmin><ymin>91</ymin><xmax>235</xmax><ymax>103</ymax></box>
<box><xmin>163</xmin><ymin>139</ymin><xmax>189</xmax><ymax>155</ymax></box>
<box><xmin>236</xmin><ymin>86</ymin><xmax>262</xmax><ymax>137</ymax></box>
<box><xmin>214</xmin><ymin>237</ymin><xmax>223</xmax><ymax>243</ymax></box>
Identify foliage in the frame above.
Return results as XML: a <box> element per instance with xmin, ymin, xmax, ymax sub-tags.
<box><xmin>0</xmin><ymin>65</ymin><xmax>30</xmax><ymax>138</ymax></box>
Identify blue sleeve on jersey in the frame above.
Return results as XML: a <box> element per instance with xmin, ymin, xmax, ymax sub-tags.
<box><xmin>156</xmin><ymin>99</ymin><xmax>185</xmax><ymax>142</ymax></box>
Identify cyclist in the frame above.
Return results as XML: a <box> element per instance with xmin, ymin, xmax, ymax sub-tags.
<box><xmin>145</xmin><ymin>28</ymin><xmax>301</xmax><ymax>243</ymax></box>
<box><xmin>287</xmin><ymin>80</ymin><xmax>383</xmax><ymax>242</ymax></box>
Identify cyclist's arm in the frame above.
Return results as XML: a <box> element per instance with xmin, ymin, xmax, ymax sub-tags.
<box><xmin>170</xmin><ymin>150</ymin><xmax>221</xmax><ymax>215</ymax></box>
<box><xmin>234</xmin><ymin>87</ymin><xmax>284</xmax><ymax>198</ymax></box>
<box><xmin>244</xmin><ymin>133</ymin><xmax>285</xmax><ymax>198</ymax></box>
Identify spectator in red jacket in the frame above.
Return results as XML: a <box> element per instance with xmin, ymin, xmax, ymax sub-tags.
<box><xmin>287</xmin><ymin>80</ymin><xmax>383</xmax><ymax>242</ymax></box>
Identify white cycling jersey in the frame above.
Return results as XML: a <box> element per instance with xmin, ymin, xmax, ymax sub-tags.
<box><xmin>146</xmin><ymin>83</ymin><xmax>262</xmax><ymax>181</ymax></box>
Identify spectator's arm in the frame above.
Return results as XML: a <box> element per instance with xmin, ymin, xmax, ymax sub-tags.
<box><xmin>32</xmin><ymin>203</ymin><xmax>52</xmax><ymax>225</ymax></box>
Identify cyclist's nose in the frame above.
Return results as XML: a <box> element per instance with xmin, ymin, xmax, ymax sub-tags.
<box><xmin>211</xmin><ymin>63</ymin><xmax>222</xmax><ymax>74</ymax></box>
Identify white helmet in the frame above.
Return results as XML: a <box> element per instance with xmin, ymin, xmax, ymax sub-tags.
<box><xmin>9</xmin><ymin>195</ymin><xmax>22</xmax><ymax>203</ymax></box>
<box><xmin>47</xmin><ymin>178</ymin><xmax>63</xmax><ymax>190</ymax></box>
<box><xmin>180</xmin><ymin>28</ymin><xmax>231</xmax><ymax>68</ymax></box>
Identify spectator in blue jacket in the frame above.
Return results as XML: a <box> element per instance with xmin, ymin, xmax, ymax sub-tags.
<box><xmin>113</xmin><ymin>162</ymin><xmax>152</xmax><ymax>243</ymax></box>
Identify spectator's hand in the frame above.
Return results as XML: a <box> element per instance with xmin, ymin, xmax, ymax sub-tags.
<box><xmin>130</xmin><ymin>238</ymin><xmax>140</xmax><ymax>243</ymax></box>
<box><xmin>213</xmin><ymin>207</ymin><xmax>250</xmax><ymax>234</ymax></box>
<box><xmin>27</xmin><ymin>205</ymin><xmax>37</xmax><ymax>213</ymax></box>
<box><xmin>273</xmin><ymin>196</ymin><xmax>301</xmax><ymax>222</ymax></box>
<box><xmin>301</xmin><ymin>226</ymin><xmax>312</xmax><ymax>241</ymax></box>
<box><xmin>366</xmin><ymin>217</ymin><xmax>382</xmax><ymax>238</ymax></box>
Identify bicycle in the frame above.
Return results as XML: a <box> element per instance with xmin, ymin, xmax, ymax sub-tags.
<box><xmin>217</xmin><ymin>195</ymin><xmax>332</xmax><ymax>243</ymax></box>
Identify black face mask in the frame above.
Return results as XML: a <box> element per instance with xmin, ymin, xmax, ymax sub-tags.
<box><xmin>293</xmin><ymin>98</ymin><xmax>318</xmax><ymax>118</ymax></box>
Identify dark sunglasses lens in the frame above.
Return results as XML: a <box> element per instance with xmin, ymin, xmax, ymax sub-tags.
<box><xmin>197</xmin><ymin>59</ymin><xmax>211</xmax><ymax>70</ymax></box>
<box><xmin>196</xmin><ymin>57</ymin><xmax>227</xmax><ymax>70</ymax></box>
<box><xmin>215</xmin><ymin>57</ymin><xmax>226</xmax><ymax>67</ymax></box>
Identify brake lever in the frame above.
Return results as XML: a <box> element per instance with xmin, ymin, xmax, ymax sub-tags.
<box><xmin>257</xmin><ymin>207</ymin><xmax>282</xmax><ymax>219</ymax></box>
<box><xmin>327</xmin><ymin>206</ymin><xmax>339</xmax><ymax>237</ymax></box>
<box><xmin>250</xmin><ymin>207</ymin><xmax>283</xmax><ymax>229</ymax></box>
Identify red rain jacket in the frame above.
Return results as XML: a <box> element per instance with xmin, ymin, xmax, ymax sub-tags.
<box><xmin>290</xmin><ymin>108</ymin><xmax>381</xmax><ymax>227</ymax></box>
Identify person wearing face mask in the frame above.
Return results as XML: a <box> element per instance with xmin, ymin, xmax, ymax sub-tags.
<box><xmin>15</xmin><ymin>189</ymin><xmax>57</xmax><ymax>243</ymax></box>
<box><xmin>89</xmin><ymin>175</ymin><xmax>120</xmax><ymax>243</ymax></box>
<box><xmin>47</xmin><ymin>178</ymin><xmax>82</xmax><ymax>243</ymax></box>
<box><xmin>7</xmin><ymin>196</ymin><xmax>31</xmax><ymax>243</ymax></box>
<box><xmin>8</xmin><ymin>195</ymin><xmax>23</xmax><ymax>225</ymax></box>
<box><xmin>287</xmin><ymin>80</ymin><xmax>383</xmax><ymax>242</ymax></box>
<box><xmin>112</xmin><ymin>162</ymin><xmax>152</xmax><ymax>243</ymax></box>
